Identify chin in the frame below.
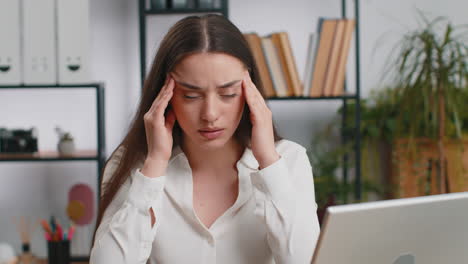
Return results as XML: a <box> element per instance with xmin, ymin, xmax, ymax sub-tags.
<box><xmin>197</xmin><ymin>137</ymin><xmax>230</xmax><ymax>150</ymax></box>
<box><xmin>194</xmin><ymin>131</ymin><xmax>234</xmax><ymax>149</ymax></box>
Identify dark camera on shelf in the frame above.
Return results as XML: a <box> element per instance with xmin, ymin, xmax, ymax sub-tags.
<box><xmin>0</xmin><ymin>127</ymin><xmax>38</xmax><ymax>153</ymax></box>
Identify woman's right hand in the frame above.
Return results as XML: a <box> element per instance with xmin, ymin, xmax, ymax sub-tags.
<box><xmin>142</xmin><ymin>75</ymin><xmax>176</xmax><ymax>178</ymax></box>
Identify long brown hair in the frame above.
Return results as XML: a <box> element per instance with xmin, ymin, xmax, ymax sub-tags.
<box><xmin>94</xmin><ymin>14</ymin><xmax>282</xmax><ymax>241</ymax></box>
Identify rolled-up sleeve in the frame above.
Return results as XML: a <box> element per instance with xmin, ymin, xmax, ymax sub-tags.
<box><xmin>250</xmin><ymin>147</ymin><xmax>320</xmax><ymax>264</ymax></box>
<box><xmin>90</xmin><ymin>154</ymin><xmax>166</xmax><ymax>264</ymax></box>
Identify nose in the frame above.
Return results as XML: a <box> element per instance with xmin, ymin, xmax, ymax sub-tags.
<box><xmin>201</xmin><ymin>94</ymin><xmax>220</xmax><ymax>123</ymax></box>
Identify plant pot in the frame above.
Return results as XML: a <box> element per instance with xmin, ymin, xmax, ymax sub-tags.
<box><xmin>361</xmin><ymin>139</ymin><xmax>392</xmax><ymax>200</ymax></box>
<box><xmin>390</xmin><ymin>137</ymin><xmax>468</xmax><ymax>198</ymax></box>
<box><xmin>58</xmin><ymin>140</ymin><xmax>75</xmax><ymax>155</ymax></box>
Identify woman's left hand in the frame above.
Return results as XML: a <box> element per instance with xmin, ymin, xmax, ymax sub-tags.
<box><xmin>242</xmin><ymin>71</ymin><xmax>280</xmax><ymax>169</ymax></box>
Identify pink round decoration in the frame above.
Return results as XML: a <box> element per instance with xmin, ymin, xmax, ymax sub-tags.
<box><xmin>68</xmin><ymin>183</ymin><xmax>94</xmax><ymax>226</ymax></box>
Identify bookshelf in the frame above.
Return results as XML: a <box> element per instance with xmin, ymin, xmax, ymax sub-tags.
<box><xmin>138</xmin><ymin>0</ymin><xmax>362</xmax><ymax>200</ymax></box>
<box><xmin>0</xmin><ymin>83</ymin><xmax>106</xmax><ymax>262</ymax></box>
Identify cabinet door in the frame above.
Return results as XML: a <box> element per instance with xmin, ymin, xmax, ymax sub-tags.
<box><xmin>23</xmin><ymin>0</ymin><xmax>57</xmax><ymax>85</ymax></box>
<box><xmin>0</xmin><ymin>0</ymin><xmax>21</xmax><ymax>85</ymax></box>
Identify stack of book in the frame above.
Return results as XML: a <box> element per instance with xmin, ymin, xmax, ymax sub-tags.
<box><xmin>244</xmin><ymin>18</ymin><xmax>355</xmax><ymax>98</ymax></box>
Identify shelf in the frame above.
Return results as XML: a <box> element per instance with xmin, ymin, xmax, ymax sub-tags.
<box><xmin>0</xmin><ymin>83</ymin><xmax>103</xmax><ymax>90</ymax></box>
<box><xmin>0</xmin><ymin>150</ymin><xmax>98</xmax><ymax>162</ymax></box>
<box><xmin>266</xmin><ymin>94</ymin><xmax>358</xmax><ymax>101</ymax></box>
<box><xmin>144</xmin><ymin>8</ymin><xmax>224</xmax><ymax>15</ymax></box>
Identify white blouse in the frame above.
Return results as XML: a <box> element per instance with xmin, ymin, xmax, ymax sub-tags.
<box><xmin>90</xmin><ymin>139</ymin><xmax>320</xmax><ymax>264</ymax></box>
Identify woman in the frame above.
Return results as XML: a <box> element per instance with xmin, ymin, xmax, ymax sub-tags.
<box><xmin>90</xmin><ymin>14</ymin><xmax>320</xmax><ymax>264</ymax></box>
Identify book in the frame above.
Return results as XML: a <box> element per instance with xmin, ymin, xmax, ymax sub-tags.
<box><xmin>331</xmin><ymin>19</ymin><xmax>355</xmax><ymax>96</ymax></box>
<box><xmin>303</xmin><ymin>33</ymin><xmax>319</xmax><ymax>96</ymax></box>
<box><xmin>243</xmin><ymin>33</ymin><xmax>276</xmax><ymax>97</ymax></box>
<box><xmin>261</xmin><ymin>37</ymin><xmax>289</xmax><ymax>97</ymax></box>
<box><xmin>322</xmin><ymin>19</ymin><xmax>345</xmax><ymax>97</ymax></box>
<box><xmin>309</xmin><ymin>18</ymin><xmax>337</xmax><ymax>97</ymax></box>
<box><xmin>271</xmin><ymin>32</ymin><xmax>302</xmax><ymax>96</ymax></box>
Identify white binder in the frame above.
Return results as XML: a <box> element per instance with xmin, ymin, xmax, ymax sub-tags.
<box><xmin>0</xmin><ymin>0</ymin><xmax>22</xmax><ymax>85</ymax></box>
<box><xmin>57</xmin><ymin>0</ymin><xmax>91</xmax><ymax>84</ymax></box>
<box><xmin>22</xmin><ymin>0</ymin><xmax>57</xmax><ymax>85</ymax></box>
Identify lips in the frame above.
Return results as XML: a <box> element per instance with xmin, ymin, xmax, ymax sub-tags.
<box><xmin>199</xmin><ymin>128</ymin><xmax>224</xmax><ymax>140</ymax></box>
<box><xmin>199</xmin><ymin>128</ymin><xmax>223</xmax><ymax>132</ymax></box>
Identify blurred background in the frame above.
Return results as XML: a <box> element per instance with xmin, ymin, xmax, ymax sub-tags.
<box><xmin>0</xmin><ymin>0</ymin><xmax>467</xmax><ymax>262</ymax></box>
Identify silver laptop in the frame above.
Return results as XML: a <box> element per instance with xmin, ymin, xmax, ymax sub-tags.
<box><xmin>311</xmin><ymin>192</ymin><xmax>468</xmax><ymax>264</ymax></box>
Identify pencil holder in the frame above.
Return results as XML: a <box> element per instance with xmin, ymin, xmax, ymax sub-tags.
<box><xmin>47</xmin><ymin>240</ymin><xmax>70</xmax><ymax>264</ymax></box>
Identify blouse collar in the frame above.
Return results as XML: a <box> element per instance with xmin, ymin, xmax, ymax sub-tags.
<box><xmin>163</xmin><ymin>145</ymin><xmax>258</xmax><ymax>232</ymax></box>
<box><xmin>169</xmin><ymin>144</ymin><xmax>260</xmax><ymax>170</ymax></box>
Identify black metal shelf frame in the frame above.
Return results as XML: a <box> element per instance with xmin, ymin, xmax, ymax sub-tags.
<box><xmin>138</xmin><ymin>0</ymin><xmax>362</xmax><ymax>200</ymax></box>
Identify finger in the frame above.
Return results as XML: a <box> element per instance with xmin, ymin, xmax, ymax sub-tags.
<box><xmin>242</xmin><ymin>78</ymin><xmax>254</xmax><ymax>105</ymax></box>
<box><xmin>149</xmin><ymin>77</ymin><xmax>174</xmax><ymax>115</ymax></box>
<box><xmin>243</xmin><ymin>78</ymin><xmax>265</xmax><ymax>111</ymax></box>
<box><xmin>155</xmin><ymin>81</ymin><xmax>175</xmax><ymax>122</ymax></box>
<box><xmin>246</xmin><ymin>74</ymin><xmax>267</xmax><ymax>106</ymax></box>
<box><xmin>243</xmin><ymin>73</ymin><xmax>262</xmax><ymax>100</ymax></box>
<box><xmin>158</xmin><ymin>75</ymin><xmax>172</xmax><ymax>99</ymax></box>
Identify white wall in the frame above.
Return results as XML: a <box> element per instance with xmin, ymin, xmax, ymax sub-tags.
<box><xmin>0</xmin><ymin>0</ymin><xmax>466</xmax><ymax>257</ymax></box>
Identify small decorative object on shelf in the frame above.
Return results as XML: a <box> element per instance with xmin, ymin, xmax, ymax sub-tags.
<box><xmin>55</xmin><ymin>126</ymin><xmax>75</xmax><ymax>156</ymax></box>
<box><xmin>0</xmin><ymin>127</ymin><xmax>38</xmax><ymax>154</ymax></box>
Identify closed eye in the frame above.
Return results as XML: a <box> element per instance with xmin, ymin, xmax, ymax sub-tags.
<box><xmin>183</xmin><ymin>95</ymin><xmax>200</xmax><ymax>99</ymax></box>
<box><xmin>222</xmin><ymin>94</ymin><xmax>238</xmax><ymax>98</ymax></box>
<box><xmin>183</xmin><ymin>94</ymin><xmax>238</xmax><ymax>99</ymax></box>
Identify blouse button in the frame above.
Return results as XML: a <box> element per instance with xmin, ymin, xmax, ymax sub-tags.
<box><xmin>256</xmin><ymin>182</ymin><xmax>266</xmax><ymax>192</ymax></box>
<box><xmin>206</xmin><ymin>236</ymin><xmax>215</xmax><ymax>247</ymax></box>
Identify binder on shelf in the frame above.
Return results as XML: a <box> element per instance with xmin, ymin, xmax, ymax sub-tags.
<box><xmin>22</xmin><ymin>0</ymin><xmax>57</xmax><ymax>85</ymax></box>
<box><xmin>57</xmin><ymin>0</ymin><xmax>91</xmax><ymax>84</ymax></box>
<box><xmin>331</xmin><ymin>19</ymin><xmax>355</xmax><ymax>96</ymax></box>
<box><xmin>261</xmin><ymin>37</ymin><xmax>288</xmax><ymax>97</ymax></box>
<box><xmin>322</xmin><ymin>20</ymin><xmax>345</xmax><ymax>97</ymax></box>
<box><xmin>271</xmin><ymin>32</ymin><xmax>302</xmax><ymax>96</ymax></box>
<box><xmin>309</xmin><ymin>18</ymin><xmax>337</xmax><ymax>97</ymax></box>
<box><xmin>304</xmin><ymin>18</ymin><xmax>355</xmax><ymax>97</ymax></box>
<box><xmin>303</xmin><ymin>33</ymin><xmax>319</xmax><ymax>96</ymax></box>
<box><xmin>0</xmin><ymin>0</ymin><xmax>21</xmax><ymax>85</ymax></box>
<box><xmin>243</xmin><ymin>33</ymin><xmax>276</xmax><ymax>98</ymax></box>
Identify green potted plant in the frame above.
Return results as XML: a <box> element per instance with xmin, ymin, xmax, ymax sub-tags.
<box><xmin>389</xmin><ymin>15</ymin><xmax>468</xmax><ymax>196</ymax></box>
<box><xmin>342</xmin><ymin>15</ymin><xmax>468</xmax><ymax>198</ymax></box>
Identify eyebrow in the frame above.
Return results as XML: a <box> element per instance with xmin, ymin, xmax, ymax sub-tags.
<box><xmin>175</xmin><ymin>79</ymin><xmax>242</xmax><ymax>90</ymax></box>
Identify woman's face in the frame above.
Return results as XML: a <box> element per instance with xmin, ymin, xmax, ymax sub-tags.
<box><xmin>170</xmin><ymin>52</ymin><xmax>247</xmax><ymax>149</ymax></box>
